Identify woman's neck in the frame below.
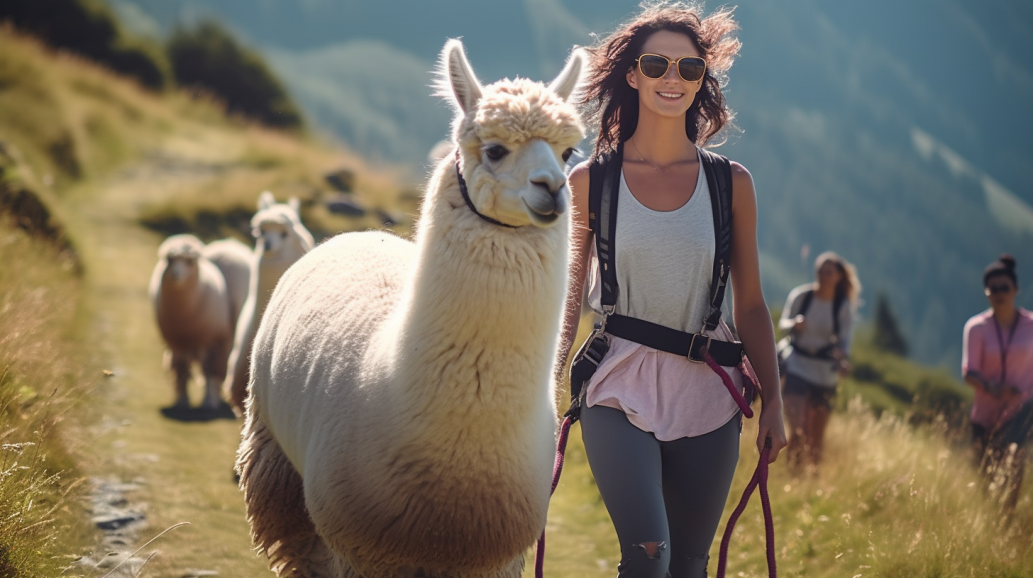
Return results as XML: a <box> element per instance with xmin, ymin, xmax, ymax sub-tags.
<box><xmin>629</xmin><ymin>111</ymin><xmax>696</xmax><ymax>166</ymax></box>
<box><xmin>814</xmin><ymin>282</ymin><xmax>836</xmax><ymax>300</ymax></box>
<box><xmin>994</xmin><ymin>304</ymin><xmax>1019</xmax><ymax>327</ymax></box>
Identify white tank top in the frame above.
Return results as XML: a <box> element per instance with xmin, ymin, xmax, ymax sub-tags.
<box><xmin>585</xmin><ymin>151</ymin><xmax>743</xmax><ymax>440</ymax></box>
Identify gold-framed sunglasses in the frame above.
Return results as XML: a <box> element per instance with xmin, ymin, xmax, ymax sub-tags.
<box><xmin>636</xmin><ymin>53</ymin><xmax>707</xmax><ymax>82</ymax></box>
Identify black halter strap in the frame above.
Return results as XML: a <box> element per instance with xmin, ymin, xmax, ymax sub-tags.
<box><xmin>454</xmin><ymin>149</ymin><xmax>517</xmax><ymax>228</ymax></box>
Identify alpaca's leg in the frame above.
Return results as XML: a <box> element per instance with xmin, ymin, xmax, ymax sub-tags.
<box><xmin>237</xmin><ymin>408</ymin><xmax>347</xmax><ymax>578</ymax></box>
<box><xmin>225</xmin><ymin>342</ymin><xmax>250</xmax><ymax>416</ymax></box>
<box><xmin>168</xmin><ymin>351</ymin><xmax>191</xmax><ymax>408</ymax></box>
<box><xmin>200</xmin><ymin>339</ymin><xmax>230</xmax><ymax>409</ymax></box>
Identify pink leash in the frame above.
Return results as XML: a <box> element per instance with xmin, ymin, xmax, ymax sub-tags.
<box><xmin>535</xmin><ymin>346</ymin><xmax>775</xmax><ymax>578</ymax></box>
<box><xmin>703</xmin><ymin>346</ymin><xmax>777</xmax><ymax>578</ymax></box>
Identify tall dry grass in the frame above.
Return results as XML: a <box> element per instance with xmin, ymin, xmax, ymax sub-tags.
<box><xmin>0</xmin><ymin>224</ymin><xmax>94</xmax><ymax>577</ymax></box>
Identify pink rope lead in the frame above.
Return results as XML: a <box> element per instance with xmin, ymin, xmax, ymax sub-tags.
<box><xmin>716</xmin><ymin>437</ymin><xmax>776</xmax><ymax>578</ymax></box>
<box><xmin>701</xmin><ymin>346</ymin><xmax>754</xmax><ymax>418</ymax></box>
<box><xmin>534</xmin><ymin>414</ymin><xmax>574</xmax><ymax>578</ymax></box>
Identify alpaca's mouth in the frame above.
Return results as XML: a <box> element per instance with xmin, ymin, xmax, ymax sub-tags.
<box><xmin>523</xmin><ymin>199</ymin><xmax>562</xmax><ymax>226</ymax></box>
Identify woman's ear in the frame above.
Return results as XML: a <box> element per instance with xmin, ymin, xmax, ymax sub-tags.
<box><xmin>626</xmin><ymin>67</ymin><xmax>638</xmax><ymax>90</ymax></box>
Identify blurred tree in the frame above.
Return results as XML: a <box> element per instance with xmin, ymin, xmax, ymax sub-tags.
<box><xmin>0</xmin><ymin>0</ymin><xmax>169</xmax><ymax>90</ymax></box>
<box><xmin>873</xmin><ymin>292</ymin><xmax>909</xmax><ymax>357</ymax></box>
<box><xmin>167</xmin><ymin>20</ymin><xmax>303</xmax><ymax>129</ymax></box>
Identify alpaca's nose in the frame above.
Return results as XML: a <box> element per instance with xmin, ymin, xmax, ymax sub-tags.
<box><xmin>530</xmin><ymin>172</ymin><xmax>567</xmax><ymax>196</ymax></box>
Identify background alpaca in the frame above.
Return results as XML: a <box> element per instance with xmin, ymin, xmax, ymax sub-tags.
<box><xmin>204</xmin><ymin>237</ymin><xmax>253</xmax><ymax>334</ymax></box>
<box><xmin>237</xmin><ymin>39</ymin><xmax>585</xmax><ymax>578</ymax></box>
<box><xmin>149</xmin><ymin>234</ymin><xmax>250</xmax><ymax>409</ymax></box>
<box><xmin>224</xmin><ymin>191</ymin><xmax>314</xmax><ymax>415</ymax></box>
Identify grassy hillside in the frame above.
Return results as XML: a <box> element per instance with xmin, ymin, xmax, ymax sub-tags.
<box><xmin>1</xmin><ymin>19</ymin><xmax>1031</xmax><ymax>578</ymax></box>
<box><xmin>0</xmin><ymin>27</ymin><xmax>414</xmax><ymax>576</ymax></box>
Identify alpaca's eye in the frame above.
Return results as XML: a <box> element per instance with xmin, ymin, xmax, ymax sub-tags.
<box><xmin>484</xmin><ymin>145</ymin><xmax>509</xmax><ymax>162</ymax></box>
<box><xmin>562</xmin><ymin>147</ymin><xmax>578</xmax><ymax>163</ymax></box>
<box><xmin>281</xmin><ymin>231</ymin><xmax>288</xmax><ymax>240</ymax></box>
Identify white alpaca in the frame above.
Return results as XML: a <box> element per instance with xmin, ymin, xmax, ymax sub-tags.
<box><xmin>149</xmin><ymin>234</ymin><xmax>250</xmax><ymax>409</ymax></box>
<box><xmin>204</xmin><ymin>237</ymin><xmax>253</xmax><ymax>335</ymax></box>
<box><xmin>237</xmin><ymin>40</ymin><xmax>585</xmax><ymax>578</ymax></box>
<box><xmin>225</xmin><ymin>192</ymin><xmax>314</xmax><ymax>415</ymax></box>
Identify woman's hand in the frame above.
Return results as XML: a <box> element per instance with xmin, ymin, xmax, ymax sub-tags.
<box><xmin>792</xmin><ymin>314</ymin><xmax>807</xmax><ymax>333</ymax></box>
<box><xmin>757</xmin><ymin>399</ymin><xmax>787</xmax><ymax>463</ymax></box>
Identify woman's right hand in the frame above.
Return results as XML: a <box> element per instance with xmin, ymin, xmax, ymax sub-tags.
<box><xmin>792</xmin><ymin>314</ymin><xmax>806</xmax><ymax>332</ymax></box>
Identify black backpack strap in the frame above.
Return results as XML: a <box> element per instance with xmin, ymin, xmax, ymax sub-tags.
<box><xmin>832</xmin><ymin>292</ymin><xmax>844</xmax><ymax>339</ymax></box>
<box><xmin>698</xmin><ymin>147</ymin><xmax>733</xmax><ymax>333</ymax></box>
<box><xmin>797</xmin><ymin>289</ymin><xmax>814</xmax><ymax>319</ymax></box>
<box><xmin>588</xmin><ymin>143</ymin><xmax>623</xmax><ymax>314</ymax></box>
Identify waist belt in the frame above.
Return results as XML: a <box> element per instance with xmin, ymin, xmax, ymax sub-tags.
<box><xmin>606</xmin><ymin>314</ymin><xmax>744</xmax><ymax>367</ymax></box>
<box><xmin>788</xmin><ymin>341</ymin><xmax>837</xmax><ymax>360</ymax></box>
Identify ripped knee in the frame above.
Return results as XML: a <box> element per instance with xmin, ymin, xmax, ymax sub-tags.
<box><xmin>632</xmin><ymin>540</ymin><xmax>667</xmax><ymax>560</ymax></box>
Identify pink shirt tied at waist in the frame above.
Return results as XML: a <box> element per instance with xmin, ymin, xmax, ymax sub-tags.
<box><xmin>962</xmin><ymin>307</ymin><xmax>1033</xmax><ymax>428</ymax></box>
<box><xmin>586</xmin><ymin>320</ymin><xmax>750</xmax><ymax>441</ymax></box>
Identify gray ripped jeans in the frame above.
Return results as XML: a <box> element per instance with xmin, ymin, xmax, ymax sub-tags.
<box><xmin>580</xmin><ymin>404</ymin><xmax>741</xmax><ymax>578</ymax></box>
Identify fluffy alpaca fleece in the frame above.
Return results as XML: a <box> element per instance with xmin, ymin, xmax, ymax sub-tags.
<box><xmin>224</xmin><ymin>192</ymin><xmax>314</xmax><ymax>415</ymax></box>
<box><xmin>203</xmin><ymin>237</ymin><xmax>253</xmax><ymax>334</ymax></box>
<box><xmin>237</xmin><ymin>39</ymin><xmax>585</xmax><ymax>578</ymax></box>
<box><xmin>149</xmin><ymin>234</ymin><xmax>249</xmax><ymax>409</ymax></box>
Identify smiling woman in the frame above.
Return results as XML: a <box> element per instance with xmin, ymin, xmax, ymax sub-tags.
<box><xmin>558</xmin><ymin>3</ymin><xmax>787</xmax><ymax>576</ymax></box>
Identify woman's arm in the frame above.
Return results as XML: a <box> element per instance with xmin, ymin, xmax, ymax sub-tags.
<box><xmin>778</xmin><ymin>288</ymin><xmax>804</xmax><ymax>332</ymax></box>
<box><xmin>962</xmin><ymin>320</ymin><xmax>992</xmax><ymax>394</ymax></box>
<box><xmin>556</xmin><ymin>162</ymin><xmax>594</xmax><ymax>381</ymax></box>
<box><xmin>728</xmin><ymin>161</ymin><xmax>787</xmax><ymax>462</ymax></box>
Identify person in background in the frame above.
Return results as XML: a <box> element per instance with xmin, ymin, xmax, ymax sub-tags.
<box><xmin>963</xmin><ymin>254</ymin><xmax>1033</xmax><ymax>513</ymax></box>
<box><xmin>778</xmin><ymin>251</ymin><xmax>860</xmax><ymax>471</ymax></box>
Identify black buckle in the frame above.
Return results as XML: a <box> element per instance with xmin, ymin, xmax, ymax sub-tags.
<box><xmin>687</xmin><ymin>333</ymin><xmax>712</xmax><ymax>364</ymax></box>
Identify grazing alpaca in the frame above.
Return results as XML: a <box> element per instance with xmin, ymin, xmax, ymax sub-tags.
<box><xmin>237</xmin><ymin>39</ymin><xmax>585</xmax><ymax>578</ymax></box>
<box><xmin>149</xmin><ymin>234</ymin><xmax>249</xmax><ymax>409</ymax></box>
<box><xmin>225</xmin><ymin>192</ymin><xmax>314</xmax><ymax>415</ymax></box>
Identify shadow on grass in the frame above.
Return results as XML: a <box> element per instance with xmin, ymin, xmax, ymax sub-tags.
<box><xmin>159</xmin><ymin>402</ymin><xmax>237</xmax><ymax>422</ymax></box>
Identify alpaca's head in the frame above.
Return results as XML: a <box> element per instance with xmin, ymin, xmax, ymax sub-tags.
<box><xmin>158</xmin><ymin>234</ymin><xmax>205</xmax><ymax>285</ymax></box>
<box><xmin>439</xmin><ymin>39</ymin><xmax>585</xmax><ymax>228</ymax></box>
<box><xmin>251</xmin><ymin>192</ymin><xmax>314</xmax><ymax>261</ymax></box>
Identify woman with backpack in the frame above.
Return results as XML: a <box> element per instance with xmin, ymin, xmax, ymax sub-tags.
<box><xmin>778</xmin><ymin>251</ymin><xmax>860</xmax><ymax>471</ymax></box>
<box><xmin>557</xmin><ymin>4</ymin><xmax>786</xmax><ymax>576</ymax></box>
<box><xmin>962</xmin><ymin>254</ymin><xmax>1033</xmax><ymax>513</ymax></box>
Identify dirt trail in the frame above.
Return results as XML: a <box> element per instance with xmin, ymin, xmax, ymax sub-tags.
<box><xmin>65</xmin><ymin>133</ymin><xmax>271</xmax><ymax>577</ymax></box>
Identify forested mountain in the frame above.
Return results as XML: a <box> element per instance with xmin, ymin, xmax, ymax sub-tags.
<box><xmin>111</xmin><ymin>0</ymin><xmax>1033</xmax><ymax>366</ymax></box>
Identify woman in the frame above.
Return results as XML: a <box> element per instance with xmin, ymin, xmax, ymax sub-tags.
<box><xmin>778</xmin><ymin>252</ymin><xmax>860</xmax><ymax>470</ymax></box>
<box><xmin>558</xmin><ymin>4</ymin><xmax>786</xmax><ymax>576</ymax></box>
<box><xmin>962</xmin><ymin>254</ymin><xmax>1033</xmax><ymax>513</ymax></box>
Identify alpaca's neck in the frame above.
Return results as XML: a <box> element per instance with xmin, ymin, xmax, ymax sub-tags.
<box><xmin>377</xmin><ymin>171</ymin><xmax>568</xmax><ymax>418</ymax></box>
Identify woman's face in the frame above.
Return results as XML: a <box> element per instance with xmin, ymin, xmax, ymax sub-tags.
<box><xmin>627</xmin><ymin>30</ymin><xmax>704</xmax><ymax>120</ymax></box>
<box><xmin>985</xmin><ymin>274</ymin><xmax>1018</xmax><ymax>309</ymax></box>
<box><xmin>816</xmin><ymin>260</ymin><xmax>843</xmax><ymax>289</ymax></box>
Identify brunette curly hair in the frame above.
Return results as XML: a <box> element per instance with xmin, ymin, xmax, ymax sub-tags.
<box><xmin>580</xmin><ymin>2</ymin><xmax>741</xmax><ymax>155</ymax></box>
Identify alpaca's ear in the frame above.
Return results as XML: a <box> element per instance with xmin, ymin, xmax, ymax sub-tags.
<box><xmin>440</xmin><ymin>39</ymin><xmax>482</xmax><ymax>113</ymax></box>
<box><xmin>288</xmin><ymin>197</ymin><xmax>300</xmax><ymax>214</ymax></box>
<box><xmin>258</xmin><ymin>191</ymin><xmax>275</xmax><ymax>210</ymax></box>
<box><xmin>549</xmin><ymin>47</ymin><xmax>586</xmax><ymax>102</ymax></box>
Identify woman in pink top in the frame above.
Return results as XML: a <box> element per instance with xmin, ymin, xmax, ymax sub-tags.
<box><xmin>962</xmin><ymin>254</ymin><xmax>1033</xmax><ymax>512</ymax></box>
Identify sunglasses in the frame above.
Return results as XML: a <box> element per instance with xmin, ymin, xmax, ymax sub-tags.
<box><xmin>987</xmin><ymin>284</ymin><xmax>1013</xmax><ymax>295</ymax></box>
<box><xmin>636</xmin><ymin>53</ymin><xmax>708</xmax><ymax>82</ymax></box>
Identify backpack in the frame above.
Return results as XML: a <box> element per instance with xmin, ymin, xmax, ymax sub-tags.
<box><xmin>566</xmin><ymin>141</ymin><xmax>736</xmax><ymax>418</ymax></box>
<box><xmin>777</xmin><ymin>288</ymin><xmax>845</xmax><ymax>365</ymax></box>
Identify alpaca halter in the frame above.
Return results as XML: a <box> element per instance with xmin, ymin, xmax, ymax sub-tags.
<box><xmin>454</xmin><ymin>149</ymin><xmax>517</xmax><ymax>228</ymax></box>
